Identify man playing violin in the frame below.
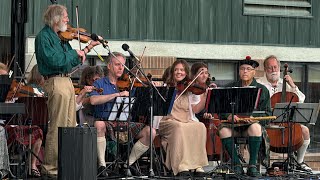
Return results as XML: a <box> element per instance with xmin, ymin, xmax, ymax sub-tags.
<box><xmin>35</xmin><ymin>4</ymin><xmax>100</xmax><ymax>177</ymax></box>
<box><xmin>257</xmin><ymin>55</ymin><xmax>311</xmax><ymax>172</ymax></box>
<box><xmin>218</xmin><ymin>56</ymin><xmax>271</xmax><ymax>177</ymax></box>
<box><xmin>90</xmin><ymin>52</ymin><xmax>156</xmax><ymax>177</ymax></box>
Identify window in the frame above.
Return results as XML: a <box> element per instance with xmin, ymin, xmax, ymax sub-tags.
<box><xmin>243</xmin><ymin>0</ymin><xmax>312</xmax><ymax>18</ymax></box>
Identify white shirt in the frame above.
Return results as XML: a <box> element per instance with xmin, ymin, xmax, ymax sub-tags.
<box><xmin>188</xmin><ymin>92</ymin><xmax>201</xmax><ymax>122</ymax></box>
<box><xmin>257</xmin><ymin>76</ymin><xmax>305</xmax><ymax>103</ymax></box>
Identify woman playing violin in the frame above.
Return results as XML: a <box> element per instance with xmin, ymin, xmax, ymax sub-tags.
<box><xmin>76</xmin><ymin>66</ymin><xmax>104</xmax><ymax>126</ymax></box>
<box><xmin>159</xmin><ymin>59</ymin><xmax>208</xmax><ymax>177</ymax></box>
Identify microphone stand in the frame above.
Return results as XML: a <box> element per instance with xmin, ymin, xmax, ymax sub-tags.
<box><xmin>123</xmin><ymin>53</ymin><xmax>166</xmax><ymax>178</ymax></box>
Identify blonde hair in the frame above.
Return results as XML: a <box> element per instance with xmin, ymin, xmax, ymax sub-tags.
<box><xmin>43</xmin><ymin>4</ymin><xmax>67</xmax><ymax>28</ymax></box>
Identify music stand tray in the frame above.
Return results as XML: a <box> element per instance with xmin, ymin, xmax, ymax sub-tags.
<box><xmin>272</xmin><ymin>102</ymin><xmax>320</xmax><ymax>125</ymax></box>
<box><xmin>206</xmin><ymin>86</ymin><xmax>260</xmax><ymax>115</ymax></box>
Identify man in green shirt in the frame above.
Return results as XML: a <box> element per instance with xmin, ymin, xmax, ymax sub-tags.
<box><xmin>35</xmin><ymin>4</ymin><xmax>99</xmax><ymax>177</ymax></box>
<box><xmin>218</xmin><ymin>56</ymin><xmax>271</xmax><ymax>177</ymax></box>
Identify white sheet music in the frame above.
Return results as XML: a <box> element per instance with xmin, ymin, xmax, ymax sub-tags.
<box><xmin>108</xmin><ymin>97</ymin><xmax>135</xmax><ymax>121</ymax></box>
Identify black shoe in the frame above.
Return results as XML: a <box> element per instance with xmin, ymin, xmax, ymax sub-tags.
<box><xmin>41</xmin><ymin>173</ymin><xmax>57</xmax><ymax>180</ymax></box>
<box><xmin>194</xmin><ymin>171</ymin><xmax>206</xmax><ymax>177</ymax></box>
<box><xmin>177</xmin><ymin>171</ymin><xmax>192</xmax><ymax>177</ymax></box>
<box><xmin>97</xmin><ymin>166</ymin><xmax>108</xmax><ymax>177</ymax></box>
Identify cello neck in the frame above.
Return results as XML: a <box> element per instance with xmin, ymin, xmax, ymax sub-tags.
<box><xmin>280</xmin><ymin>63</ymin><xmax>288</xmax><ymax>102</ymax></box>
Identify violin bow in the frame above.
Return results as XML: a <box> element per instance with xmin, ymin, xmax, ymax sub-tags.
<box><xmin>174</xmin><ymin>69</ymin><xmax>204</xmax><ymax>102</ymax></box>
<box><xmin>75</xmin><ymin>6</ymin><xmax>81</xmax><ymax>51</ymax></box>
<box><xmin>130</xmin><ymin>46</ymin><xmax>146</xmax><ymax>89</ymax></box>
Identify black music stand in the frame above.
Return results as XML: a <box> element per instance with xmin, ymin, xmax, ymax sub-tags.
<box><xmin>130</xmin><ymin>86</ymin><xmax>176</xmax><ymax>177</ymax></box>
<box><xmin>273</xmin><ymin>102</ymin><xmax>320</xmax><ymax>125</ymax></box>
<box><xmin>98</xmin><ymin>97</ymin><xmax>134</xmax><ymax>178</ymax></box>
<box><xmin>272</xmin><ymin>102</ymin><xmax>319</xmax><ymax>175</ymax></box>
<box><xmin>206</xmin><ymin>87</ymin><xmax>259</xmax><ymax>177</ymax></box>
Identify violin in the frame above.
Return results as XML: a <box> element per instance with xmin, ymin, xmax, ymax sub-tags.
<box><xmin>117</xmin><ymin>74</ymin><xmax>149</xmax><ymax>91</ymax></box>
<box><xmin>176</xmin><ymin>78</ymin><xmax>206</xmax><ymax>95</ymax></box>
<box><xmin>6</xmin><ymin>79</ymin><xmax>37</xmax><ymax>100</ymax></box>
<box><xmin>74</xmin><ymin>84</ymin><xmax>103</xmax><ymax>95</ymax></box>
<box><xmin>58</xmin><ymin>24</ymin><xmax>108</xmax><ymax>44</ymax></box>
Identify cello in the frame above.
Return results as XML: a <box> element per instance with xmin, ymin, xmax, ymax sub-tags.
<box><xmin>266</xmin><ymin>63</ymin><xmax>303</xmax><ymax>153</ymax></box>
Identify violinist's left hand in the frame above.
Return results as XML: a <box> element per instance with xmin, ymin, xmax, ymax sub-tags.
<box><xmin>80</xmin><ymin>86</ymin><xmax>94</xmax><ymax>96</ymax></box>
<box><xmin>89</xmin><ymin>40</ymin><xmax>100</xmax><ymax>47</ymax></box>
<box><xmin>152</xmin><ymin>81</ymin><xmax>162</xmax><ymax>87</ymax></box>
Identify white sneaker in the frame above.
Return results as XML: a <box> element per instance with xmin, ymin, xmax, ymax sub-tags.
<box><xmin>298</xmin><ymin>162</ymin><xmax>312</xmax><ymax>172</ymax></box>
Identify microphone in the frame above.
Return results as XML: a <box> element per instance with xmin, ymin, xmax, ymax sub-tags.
<box><xmin>121</xmin><ymin>44</ymin><xmax>140</xmax><ymax>62</ymax></box>
<box><xmin>90</xmin><ymin>33</ymin><xmax>108</xmax><ymax>47</ymax></box>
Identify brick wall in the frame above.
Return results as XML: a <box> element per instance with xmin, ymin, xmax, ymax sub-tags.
<box><xmin>138</xmin><ymin>56</ymin><xmax>176</xmax><ymax>78</ymax></box>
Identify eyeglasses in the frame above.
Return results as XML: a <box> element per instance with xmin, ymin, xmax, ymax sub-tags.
<box><xmin>239</xmin><ymin>67</ymin><xmax>255</xmax><ymax>72</ymax></box>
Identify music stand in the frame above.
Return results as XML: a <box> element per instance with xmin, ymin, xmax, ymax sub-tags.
<box><xmin>131</xmin><ymin>87</ymin><xmax>176</xmax><ymax>120</ymax></box>
<box><xmin>98</xmin><ymin>96</ymin><xmax>135</xmax><ymax>178</ymax></box>
<box><xmin>206</xmin><ymin>87</ymin><xmax>259</xmax><ymax>176</ymax></box>
<box><xmin>129</xmin><ymin>86</ymin><xmax>175</xmax><ymax>177</ymax></box>
<box><xmin>272</xmin><ymin>102</ymin><xmax>320</xmax><ymax>125</ymax></box>
<box><xmin>272</xmin><ymin>102</ymin><xmax>319</xmax><ymax>175</ymax></box>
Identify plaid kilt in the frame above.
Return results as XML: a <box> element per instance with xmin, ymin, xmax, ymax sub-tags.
<box><xmin>5</xmin><ymin>125</ymin><xmax>43</xmax><ymax>146</ymax></box>
<box><xmin>104</xmin><ymin>121</ymin><xmax>145</xmax><ymax>143</ymax></box>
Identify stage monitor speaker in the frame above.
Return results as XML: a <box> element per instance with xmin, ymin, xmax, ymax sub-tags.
<box><xmin>58</xmin><ymin>127</ymin><xmax>97</xmax><ymax>180</ymax></box>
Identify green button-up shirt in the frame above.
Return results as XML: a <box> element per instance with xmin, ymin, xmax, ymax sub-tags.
<box><xmin>35</xmin><ymin>25</ymin><xmax>80</xmax><ymax>76</ymax></box>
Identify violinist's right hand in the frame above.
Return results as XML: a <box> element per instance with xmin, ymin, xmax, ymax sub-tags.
<box><xmin>118</xmin><ymin>91</ymin><xmax>129</xmax><ymax>97</ymax></box>
<box><xmin>76</xmin><ymin>49</ymin><xmax>86</xmax><ymax>64</ymax></box>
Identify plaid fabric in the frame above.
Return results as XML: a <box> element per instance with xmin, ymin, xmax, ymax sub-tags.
<box><xmin>5</xmin><ymin>125</ymin><xmax>43</xmax><ymax>146</ymax></box>
<box><xmin>218</xmin><ymin>123</ymin><xmax>270</xmax><ymax>168</ymax></box>
<box><xmin>104</xmin><ymin>121</ymin><xmax>145</xmax><ymax>143</ymax></box>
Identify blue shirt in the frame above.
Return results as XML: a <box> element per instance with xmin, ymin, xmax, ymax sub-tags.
<box><xmin>90</xmin><ymin>77</ymin><xmax>118</xmax><ymax>119</ymax></box>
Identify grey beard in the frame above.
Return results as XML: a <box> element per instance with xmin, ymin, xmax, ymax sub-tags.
<box><xmin>58</xmin><ymin>23</ymin><xmax>67</xmax><ymax>32</ymax></box>
<box><xmin>267</xmin><ymin>73</ymin><xmax>279</xmax><ymax>82</ymax></box>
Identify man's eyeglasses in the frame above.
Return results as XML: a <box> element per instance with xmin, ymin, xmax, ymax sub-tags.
<box><xmin>239</xmin><ymin>67</ymin><xmax>255</xmax><ymax>72</ymax></box>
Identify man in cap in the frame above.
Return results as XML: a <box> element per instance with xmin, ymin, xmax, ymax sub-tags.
<box><xmin>218</xmin><ymin>56</ymin><xmax>271</xmax><ymax>177</ymax></box>
<box><xmin>257</xmin><ymin>55</ymin><xmax>311</xmax><ymax>172</ymax></box>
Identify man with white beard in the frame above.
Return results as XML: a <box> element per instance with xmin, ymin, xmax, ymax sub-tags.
<box><xmin>35</xmin><ymin>4</ymin><xmax>100</xmax><ymax>178</ymax></box>
<box><xmin>257</xmin><ymin>55</ymin><xmax>312</xmax><ymax>172</ymax></box>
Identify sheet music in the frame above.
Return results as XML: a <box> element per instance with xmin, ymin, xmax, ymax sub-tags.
<box><xmin>108</xmin><ymin>97</ymin><xmax>135</xmax><ymax>121</ymax></box>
